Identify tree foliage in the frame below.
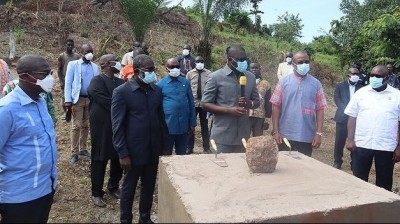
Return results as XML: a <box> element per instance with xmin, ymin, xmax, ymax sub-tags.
<box><xmin>191</xmin><ymin>0</ymin><xmax>249</xmax><ymax>66</ymax></box>
<box><xmin>329</xmin><ymin>0</ymin><xmax>399</xmax><ymax>69</ymax></box>
<box><xmin>118</xmin><ymin>0</ymin><xmax>164</xmax><ymax>43</ymax></box>
<box><xmin>270</xmin><ymin>12</ymin><xmax>303</xmax><ymax>43</ymax></box>
<box><xmin>224</xmin><ymin>10</ymin><xmax>253</xmax><ymax>32</ymax></box>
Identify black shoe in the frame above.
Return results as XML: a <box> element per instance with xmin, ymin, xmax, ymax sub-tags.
<box><xmin>138</xmin><ymin>217</ymin><xmax>154</xmax><ymax>224</ymax></box>
<box><xmin>79</xmin><ymin>149</ymin><xmax>91</xmax><ymax>158</ymax></box>
<box><xmin>203</xmin><ymin>149</ymin><xmax>211</xmax><ymax>154</ymax></box>
<box><xmin>186</xmin><ymin>148</ymin><xmax>194</xmax><ymax>154</ymax></box>
<box><xmin>92</xmin><ymin>196</ymin><xmax>106</xmax><ymax>207</ymax></box>
<box><xmin>69</xmin><ymin>154</ymin><xmax>79</xmax><ymax>164</ymax></box>
<box><xmin>108</xmin><ymin>189</ymin><xmax>120</xmax><ymax>199</ymax></box>
<box><xmin>333</xmin><ymin>163</ymin><xmax>342</xmax><ymax>169</ymax></box>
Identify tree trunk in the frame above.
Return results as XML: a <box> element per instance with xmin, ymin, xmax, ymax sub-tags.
<box><xmin>9</xmin><ymin>27</ymin><xmax>16</xmax><ymax>60</ymax></box>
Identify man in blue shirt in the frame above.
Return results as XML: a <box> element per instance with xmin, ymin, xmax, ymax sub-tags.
<box><xmin>157</xmin><ymin>58</ymin><xmax>196</xmax><ymax>155</ymax></box>
<box><xmin>64</xmin><ymin>44</ymin><xmax>100</xmax><ymax>164</ymax></box>
<box><xmin>0</xmin><ymin>54</ymin><xmax>58</xmax><ymax>223</ymax></box>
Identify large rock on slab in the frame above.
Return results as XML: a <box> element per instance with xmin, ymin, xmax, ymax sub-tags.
<box><xmin>245</xmin><ymin>135</ymin><xmax>278</xmax><ymax>173</ymax></box>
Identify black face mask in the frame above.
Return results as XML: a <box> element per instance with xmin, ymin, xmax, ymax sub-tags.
<box><xmin>111</xmin><ymin>67</ymin><xmax>120</xmax><ymax>74</ymax></box>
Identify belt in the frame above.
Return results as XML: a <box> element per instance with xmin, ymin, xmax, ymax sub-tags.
<box><xmin>80</xmin><ymin>95</ymin><xmax>88</xmax><ymax>98</ymax></box>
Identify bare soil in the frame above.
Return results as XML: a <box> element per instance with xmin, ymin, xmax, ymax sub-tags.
<box><xmin>1</xmin><ymin>2</ymin><xmax>399</xmax><ymax>223</ymax></box>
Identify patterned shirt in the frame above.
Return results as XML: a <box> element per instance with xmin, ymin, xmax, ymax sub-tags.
<box><xmin>249</xmin><ymin>78</ymin><xmax>272</xmax><ymax>119</ymax></box>
<box><xmin>270</xmin><ymin>74</ymin><xmax>327</xmax><ymax>142</ymax></box>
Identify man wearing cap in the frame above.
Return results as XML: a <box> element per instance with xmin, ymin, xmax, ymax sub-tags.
<box><xmin>87</xmin><ymin>54</ymin><xmax>124</xmax><ymax>207</ymax></box>
<box><xmin>0</xmin><ymin>54</ymin><xmax>58</xmax><ymax>223</ymax></box>
<box><xmin>276</xmin><ymin>52</ymin><xmax>294</xmax><ymax>80</ymax></box>
<box><xmin>64</xmin><ymin>44</ymin><xmax>100</xmax><ymax>164</ymax></box>
<box><xmin>112</xmin><ymin>54</ymin><xmax>168</xmax><ymax>223</ymax></box>
<box><xmin>177</xmin><ymin>44</ymin><xmax>196</xmax><ymax>77</ymax></box>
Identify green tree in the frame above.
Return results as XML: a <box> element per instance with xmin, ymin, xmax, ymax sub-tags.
<box><xmin>118</xmin><ymin>0</ymin><xmax>165</xmax><ymax>43</ymax></box>
<box><xmin>224</xmin><ymin>10</ymin><xmax>253</xmax><ymax>32</ymax></box>
<box><xmin>270</xmin><ymin>12</ymin><xmax>303</xmax><ymax>43</ymax></box>
<box><xmin>249</xmin><ymin>0</ymin><xmax>263</xmax><ymax>32</ymax></box>
<box><xmin>360</xmin><ymin>6</ymin><xmax>400</xmax><ymax>68</ymax></box>
<box><xmin>191</xmin><ymin>0</ymin><xmax>249</xmax><ymax>66</ymax></box>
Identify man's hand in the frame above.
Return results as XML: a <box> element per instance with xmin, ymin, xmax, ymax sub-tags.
<box><xmin>228</xmin><ymin>106</ymin><xmax>247</xmax><ymax>117</ymax></box>
<box><xmin>263</xmin><ymin>122</ymin><xmax>269</xmax><ymax>130</ymax></box>
<box><xmin>312</xmin><ymin>134</ymin><xmax>322</xmax><ymax>149</ymax></box>
<box><xmin>64</xmin><ymin>102</ymin><xmax>72</xmax><ymax>109</ymax></box>
<box><xmin>346</xmin><ymin>139</ymin><xmax>357</xmax><ymax>152</ymax></box>
<box><xmin>272</xmin><ymin>132</ymin><xmax>282</xmax><ymax>145</ymax></box>
<box><xmin>393</xmin><ymin>146</ymin><xmax>400</xmax><ymax>163</ymax></box>
<box><xmin>238</xmin><ymin>97</ymin><xmax>251</xmax><ymax>108</ymax></box>
<box><xmin>189</xmin><ymin>126</ymin><xmax>195</xmax><ymax>135</ymax></box>
<box><xmin>119</xmin><ymin>156</ymin><xmax>131</xmax><ymax>172</ymax></box>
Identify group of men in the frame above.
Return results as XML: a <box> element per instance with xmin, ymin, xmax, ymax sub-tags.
<box><xmin>1</xmin><ymin>38</ymin><xmax>400</xmax><ymax>223</ymax></box>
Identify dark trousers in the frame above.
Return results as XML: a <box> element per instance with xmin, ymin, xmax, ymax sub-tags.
<box><xmin>278</xmin><ymin>140</ymin><xmax>313</xmax><ymax>157</ymax></box>
<box><xmin>249</xmin><ymin>117</ymin><xmax>264</xmax><ymax>137</ymax></box>
<box><xmin>91</xmin><ymin>159</ymin><xmax>123</xmax><ymax>197</ymax></box>
<box><xmin>352</xmin><ymin>147</ymin><xmax>394</xmax><ymax>191</ymax></box>
<box><xmin>120</xmin><ymin>163</ymin><xmax>158</xmax><ymax>223</ymax></box>
<box><xmin>167</xmin><ymin>133</ymin><xmax>188</xmax><ymax>155</ymax></box>
<box><xmin>0</xmin><ymin>191</ymin><xmax>54</xmax><ymax>223</ymax></box>
<box><xmin>333</xmin><ymin>122</ymin><xmax>347</xmax><ymax>166</ymax></box>
<box><xmin>188</xmin><ymin>107</ymin><xmax>210</xmax><ymax>151</ymax></box>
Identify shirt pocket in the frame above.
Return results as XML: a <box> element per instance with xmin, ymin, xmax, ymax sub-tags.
<box><xmin>220</xmin><ymin>82</ymin><xmax>238</xmax><ymax>106</ymax></box>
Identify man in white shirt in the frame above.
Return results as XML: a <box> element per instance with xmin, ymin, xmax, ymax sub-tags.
<box><xmin>276</xmin><ymin>52</ymin><xmax>293</xmax><ymax>80</ymax></box>
<box><xmin>345</xmin><ymin>65</ymin><xmax>400</xmax><ymax>191</ymax></box>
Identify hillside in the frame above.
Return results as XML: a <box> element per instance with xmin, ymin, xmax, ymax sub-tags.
<box><xmin>1</xmin><ymin>1</ymin><xmax>399</xmax><ymax>223</ymax></box>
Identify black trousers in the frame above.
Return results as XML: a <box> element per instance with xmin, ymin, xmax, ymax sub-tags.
<box><xmin>91</xmin><ymin>159</ymin><xmax>123</xmax><ymax>197</ymax></box>
<box><xmin>0</xmin><ymin>191</ymin><xmax>54</xmax><ymax>223</ymax></box>
<box><xmin>249</xmin><ymin>117</ymin><xmax>264</xmax><ymax>137</ymax></box>
<box><xmin>120</xmin><ymin>163</ymin><xmax>158</xmax><ymax>223</ymax></box>
<box><xmin>352</xmin><ymin>147</ymin><xmax>394</xmax><ymax>191</ymax></box>
<box><xmin>278</xmin><ymin>139</ymin><xmax>313</xmax><ymax>157</ymax></box>
<box><xmin>188</xmin><ymin>107</ymin><xmax>210</xmax><ymax>151</ymax></box>
<box><xmin>333</xmin><ymin>122</ymin><xmax>347</xmax><ymax>166</ymax></box>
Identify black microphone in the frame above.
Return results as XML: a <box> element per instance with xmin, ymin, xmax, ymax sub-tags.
<box><xmin>240</xmin><ymin>75</ymin><xmax>247</xmax><ymax>97</ymax></box>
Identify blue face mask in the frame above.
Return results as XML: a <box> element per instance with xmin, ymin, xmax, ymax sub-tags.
<box><xmin>370</xmin><ymin>76</ymin><xmax>384</xmax><ymax>89</ymax></box>
<box><xmin>296</xmin><ymin>63</ymin><xmax>310</xmax><ymax>76</ymax></box>
<box><xmin>141</xmin><ymin>71</ymin><xmax>157</xmax><ymax>84</ymax></box>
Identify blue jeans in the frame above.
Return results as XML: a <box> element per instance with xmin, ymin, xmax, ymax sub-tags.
<box><xmin>352</xmin><ymin>147</ymin><xmax>394</xmax><ymax>191</ymax></box>
<box><xmin>166</xmin><ymin>133</ymin><xmax>188</xmax><ymax>155</ymax></box>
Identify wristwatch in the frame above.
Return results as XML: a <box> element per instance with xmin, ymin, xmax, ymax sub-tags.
<box><xmin>316</xmin><ymin>132</ymin><xmax>323</xmax><ymax>136</ymax></box>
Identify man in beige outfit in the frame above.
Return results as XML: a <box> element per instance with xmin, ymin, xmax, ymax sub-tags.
<box><xmin>276</xmin><ymin>52</ymin><xmax>294</xmax><ymax>80</ymax></box>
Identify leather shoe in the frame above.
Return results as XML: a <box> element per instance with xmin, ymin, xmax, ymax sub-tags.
<box><xmin>69</xmin><ymin>154</ymin><xmax>79</xmax><ymax>164</ymax></box>
<box><xmin>186</xmin><ymin>148</ymin><xmax>193</xmax><ymax>154</ymax></box>
<box><xmin>108</xmin><ymin>189</ymin><xmax>120</xmax><ymax>199</ymax></box>
<box><xmin>79</xmin><ymin>149</ymin><xmax>91</xmax><ymax>158</ymax></box>
<box><xmin>203</xmin><ymin>149</ymin><xmax>211</xmax><ymax>154</ymax></box>
<box><xmin>333</xmin><ymin>163</ymin><xmax>342</xmax><ymax>169</ymax></box>
<box><xmin>92</xmin><ymin>196</ymin><xmax>106</xmax><ymax>207</ymax></box>
<box><xmin>138</xmin><ymin>217</ymin><xmax>154</xmax><ymax>224</ymax></box>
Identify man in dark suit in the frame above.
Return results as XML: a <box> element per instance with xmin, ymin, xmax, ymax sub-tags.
<box><xmin>177</xmin><ymin>44</ymin><xmax>196</xmax><ymax>77</ymax></box>
<box><xmin>333</xmin><ymin>67</ymin><xmax>363</xmax><ymax>169</ymax></box>
<box><xmin>111</xmin><ymin>54</ymin><xmax>168</xmax><ymax>223</ymax></box>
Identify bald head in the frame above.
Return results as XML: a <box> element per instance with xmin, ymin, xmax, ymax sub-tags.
<box><xmin>348</xmin><ymin>67</ymin><xmax>359</xmax><ymax>74</ymax></box>
<box><xmin>132</xmin><ymin>54</ymin><xmax>154</xmax><ymax>70</ymax></box>
<box><xmin>166</xmin><ymin>58</ymin><xmax>178</xmax><ymax>67</ymax></box>
<box><xmin>226</xmin><ymin>45</ymin><xmax>246</xmax><ymax>59</ymax></box>
<box><xmin>81</xmin><ymin>44</ymin><xmax>93</xmax><ymax>55</ymax></box>
<box><xmin>293</xmin><ymin>51</ymin><xmax>309</xmax><ymax>61</ymax></box>
<box><xmin>371</xmin><ymin>65</ymin><xmax>389</xmax><ymax>77</ymax></box>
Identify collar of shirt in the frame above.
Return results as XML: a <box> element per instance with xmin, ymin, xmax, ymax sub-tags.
<box><xmin>222</xmin><ymin>65</ymin><xmax>235</xmax><ymax>76</ymax></box>
<box><xmin>365</xmin><ymin>84</ymin><xmax>395</xmax><ymax>93</ymax></box>
<box><xmin>128</xmin><ymin>78</ymin><xmax>156</xmax><ymax>92</ymax></box>
<box><xmin>166</xmin><ymin>75</ymin><xmax>184</xmax><ymax>83</ymax></box>
<box><xmin>78</xmin><ymin>58</ymin><xmax>91</xmax><ymax>64</ymax></box>
<box><xmin>14</xmin><ymin>86</ymin><xmax>40</xmax><ymax>106</ymax></box>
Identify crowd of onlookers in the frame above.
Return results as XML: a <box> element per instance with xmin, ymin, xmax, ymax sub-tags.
<box><xmin>1</xmin><ymin>38</ymin><xmax>400</xmax><ymax>223</ymax></box>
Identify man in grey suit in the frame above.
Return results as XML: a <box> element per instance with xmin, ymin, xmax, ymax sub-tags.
<box><xmin>333</xmin><ymin>67</ymin><xmax>363</xmax><ymax>169</ymax></box>
<box><xmin>201</xmin><ymin>45</ymin><xmax>260</xmax><ymax>153</ymax></box>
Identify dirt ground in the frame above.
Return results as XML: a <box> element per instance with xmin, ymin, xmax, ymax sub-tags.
<box><xmin>39</xmin><ymin>73</ymin><xmax>400</xmax><ymax>223</ymax></box>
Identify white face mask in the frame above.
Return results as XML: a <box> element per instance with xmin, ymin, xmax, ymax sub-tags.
<box><xmin>84</xmin><ymin>52</ymin><xmax>94</xmax><ymax>61</ymax></box>
<box><xmin>195</xmin><ymin>63</ymin><xmax>204</xmax><ymax>70</ymax></box>
<box><xmin>37</xmin><ymin>73</ymin><xmax>55</xmax><ymax>93</ymax></box>
<box><xmin>182</xmin><ymin>49</ymin><xmax>190</xmax><ymax>56</ymax></box>
<box><xmin>349</xmin><ymin>75</ymin><xmax>360</xmax><ymax>83</ymax></box>
<box><xmin>169</xmin><ymin>68</ymin><xmax>181</xmax><ymax>77</ymax></box>
<box><xmin>286</xmin><ymin>57</ymin><xmax>292</xmax><ymax>63</ymax></box>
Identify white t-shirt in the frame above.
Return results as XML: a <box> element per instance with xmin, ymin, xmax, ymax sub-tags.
<box><xmin>345</xmin><ymin>85</ymin><xmax>400</xmax><ymax>152</ymax></box>
<box><xmin>121</xmin><ymin>51</ymin><xmax>134</xmax><ymax>66</ymax></box>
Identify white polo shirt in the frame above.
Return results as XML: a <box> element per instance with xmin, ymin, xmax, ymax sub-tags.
<box><xmin>344</xmin><ymin>85</ymin><xmax>400</xmax><ymax>152</ymax></box>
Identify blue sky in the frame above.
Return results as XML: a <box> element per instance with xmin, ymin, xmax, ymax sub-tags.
<box><xmin>170</xmin><ymin>0</ymin><xmax>345</xmax><ymax>43</ymax></box>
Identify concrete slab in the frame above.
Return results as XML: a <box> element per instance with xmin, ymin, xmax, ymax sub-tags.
<box><xmin>158</xmin><ymin>151</ymin><xmax>400</xmax><ymax>223</ymax></box>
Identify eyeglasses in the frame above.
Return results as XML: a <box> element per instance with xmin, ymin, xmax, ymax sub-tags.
<box><xmin>294</xmin><ymin>60</ymin><xmax>310</xmax><ymax>65</ymax></box>
<box><xmin>138</xmin><ymin>67</ymin><xmax>155</xmax><ymax>72</ymax></box>
<box><xmin>350</xmin><ymin>72</ymin><xmax>359</xmax><ymax>75</ymax></box>
<box><xmin>369</xmin><ymin>74</ymin><xmax>386</xmax><ymax>78</ymax></box>
<box><xmin>167</xmin><ymin>65</ymin><xmax>180</xmax><ymax>69</ymax></box>
<box><xmin>230</xmin><ymin>57</ymin><xmax>248</xmax><ymax>62</ymax></box>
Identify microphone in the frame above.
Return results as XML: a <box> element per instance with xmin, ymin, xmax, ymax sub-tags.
<box><xmin>239</xmin><ymin>75</ymin><xmax>247</xmax><ymax>97</ymax></box>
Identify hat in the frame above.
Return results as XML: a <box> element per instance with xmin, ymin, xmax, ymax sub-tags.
<box><xmin>16</xmin><ymin>54</ymin><xmax>50</xmax><ymax>74</ymax></box>
<box><xmin>99</xmin><ymin>54</ymin><xmax>118</xmax><ymax>67</ymax></box>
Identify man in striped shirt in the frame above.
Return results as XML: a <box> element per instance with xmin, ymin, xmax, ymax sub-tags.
<box><xmin>270</xmin><ymin>51</ymin><xmax>327</xmax><ymax>157</ymax></box>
